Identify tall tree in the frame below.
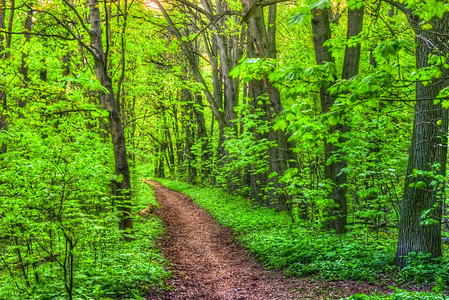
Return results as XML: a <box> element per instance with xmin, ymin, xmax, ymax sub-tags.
<box><xmin>0</xmin><ymin>0</ymin><xmax>14</xmax><ymax>154</ymax></box>
<box><xmin>87</xmin><ymin>0</ymin><xmax>133</xmax><ymax>232</ymax></box>
<box><xmin>392</xmin><ymin>3</ymin><xmax>449</xmax><ymax>266</ymax></box>
<box><xmin>310</xmin><ymin>1</ymin><xmax>365</xmax><ymax>233</ymax></box>
<box><xmin>153</xmin><ymin>0</ymin><xmax>243</xmax><ymax>152</ymax></box>
<box><xmin>240</xmin><ymin>0</ymin><xmax>298</xmax><ymax>207</ymax></box>
<box><xmin>18</xmin><ymin>6</ymin><xmax>33</xmax><ymax>110</ymax></box>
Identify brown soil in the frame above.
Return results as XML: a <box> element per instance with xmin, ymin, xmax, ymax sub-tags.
<box><xmin>145</xmin><ymin>180</ymin><xmax>393</xmax><ymax>300</ymax></box>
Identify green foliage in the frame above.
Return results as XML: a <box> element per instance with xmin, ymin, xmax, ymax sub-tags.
<box><xmin>403</xmin><ymin>0</ymin><xmax>449</xmax><ymax>21</ymax></box>
<box><xmin>217</xmin><ymin>104</ymin><xmax>276</xmax><ymax>197</ymax></box>
<box><xmin>0</xmin><ymin>115</ymin><xmax>169</xmax><ymax>298</ymax></box>
<box><xmin>344</xmin><ymin>289</ymin><xmax>447</xmax><ymax>300</ymax></box>
<box><xmin>287</xmin><ymin>0</ymin><xmax>332</xmax><ymax>26</ymax></box>
<box><xmin>398</xmin><ymin>252</ymin><xmax>449</xmax><ymax>285</ymax></box>
<box><xmin>230</xmin><ymin>58</ymin><xmax>277</xmax><ymax>83</ymax></box>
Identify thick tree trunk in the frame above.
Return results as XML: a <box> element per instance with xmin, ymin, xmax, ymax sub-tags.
<box><xmin>395</xmin><ymin>13</ymin><xmax>449</xmax><ymax>266</ymax></box>
<box><xmin>88</xmin><ymin>0</ymin><xmax>133</xmax><ymax>233</ymax></box>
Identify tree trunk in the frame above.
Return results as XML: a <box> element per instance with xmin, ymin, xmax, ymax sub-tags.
<box><xmin>18</xmin><ymin>7</ymin><xmax>32</xmax><ymax>111</ymax></box>
<box><xmin>182</xmin><ymin>91</ymin><xmax>197</xmax><ymax>183</ymax></box>
<box><xmin>154</xmin><ymin>0</ymin><xmax>227</xmax><ymax>145</ymax></box>
<box><xmin>88</xmin><ymin>0</ymin><xmax>133</xmax><ymax>233</ymax></box>
<box><xmin>241</xmin><ymin>1</ymin><xmax>297</xmax><ymax>208</ymax></box>
<box><xmin>0</xmin><ymin>0</ymin><xmax>14</xmax><ymax>154</ymax></box>
<box><xmin>395</xmin><ymin>13</ymin><xmax>449</xmax><ymax>266</ymax></box>
<box><xmin>0</xmin><ymin>0</ymin><xmax>7</xmax><ymax>154</ymax></box>
<box><xmin>311</xmin><ymin>7</ymin><xmax>342</xmax><ymax>231</ymax></box>
<box><xmin>156</xmin><ymin>0</ymin><xmax>245</xmax><ymax>188</ymax></box>
<box><xmin>311</xmin><ymin>5</ymin><xmax>364</xmax><ymax>233</ymax></box>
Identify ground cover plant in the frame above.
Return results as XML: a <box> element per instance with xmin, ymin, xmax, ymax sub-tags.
<box><xmin>157</xmin><ymin>178</ymin><xmax>449</xmax><ymax>298</ymax></box>
<box><xmin>345</xmin><ymin>289</ymin><xmax>447</xmax><ymax>300</ymax></box>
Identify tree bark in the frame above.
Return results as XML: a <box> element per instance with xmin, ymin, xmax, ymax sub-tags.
<box><xmin>0</xmin><ymin>0</ymin><xmax>14</xmax><ymax>154</ymax></box>
<box><xmin>395</xmin><ymin>12</ymin><xmax>449</xmax><ymax>266</ymax></box>
<box><xmin>154</xmin><ymin>0</ymin><xmax>226</xmax><ymax>137</ymax></box>
<box><xmin>0</xmin><ymin>0</ymin><xmax>7</xmax><ymax>154</ymax></box>
<box><xmin>241</xmin><ymin>0</ymin><xmax>297</xmax><ymax>208</ymax></box>
<box><xmin>18</xmin><ymin>7</ymin><xmax>33</xmax><ymax>110</ymax></box>
<box><xmin>155</xmin><ymin>0</ymin><xmax>243</xmax><ymax>188</ymax></box>
<box><xmin>311</xmin><ymin>7</ymin><xmax>340</xmax><ymax>231</ymax></box>
<box><xmin>311</xmin><ymin>4</ymin><xmax>364</xmax><ymax>233</ymax></box>
<box><xmin>88</xmin><ymin>0</ymin><xmax>133</xmax><ymax>233</ymax></box>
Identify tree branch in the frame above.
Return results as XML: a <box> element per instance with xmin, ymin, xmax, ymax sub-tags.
<box><xmin>240</xmin><ymin>0</ymin><xmax>289</xmax><ymax>24</ymax></box>
<box><xmin>0</xmin><ymin>30</ymin><xmax>77</xmax><ymax>40</ymax></box>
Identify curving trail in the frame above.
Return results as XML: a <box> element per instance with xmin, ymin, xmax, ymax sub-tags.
<box><xmin>145</xmin><ymin>180</ymin><xmax>388</xmax><ymax>300</ymax></box>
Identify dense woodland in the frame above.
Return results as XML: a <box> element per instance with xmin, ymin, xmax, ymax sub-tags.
<box><xmin>1</xmin><ymin>0</ymin><xmax>449</xmax><ymax>298</ymax></box>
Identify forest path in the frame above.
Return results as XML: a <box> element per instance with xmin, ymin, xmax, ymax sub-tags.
<box><xmin>145</xmin><ymin>180</ymin><xmax>385</xmax><ymax>300</ymax></box>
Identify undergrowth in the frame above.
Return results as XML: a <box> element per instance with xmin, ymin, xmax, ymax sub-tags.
<box><xmin>345</xmin><ymin>289</ymin><xmax>447</xmax><ymax>299</ymax></box>
<box><xmin>157</xmin><ymin>179</ymin><xmax>449</xmax><ymax>298</ymax></box>
<box><xmin>0</xmin><ymin>166</ymin><xmax>170</xmax><ymax>299</ymax></box>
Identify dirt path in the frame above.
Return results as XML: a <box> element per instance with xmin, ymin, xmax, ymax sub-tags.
<box><xmin>145</xmin><ymin>180</ymin><xmax>389</xmax><ymax>300</ymax></box>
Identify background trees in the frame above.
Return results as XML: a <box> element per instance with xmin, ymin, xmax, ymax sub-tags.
<box><xmin>147</xmin><ymin>0</ymin><xmax>449</xmax><ymax>268</ymax></box>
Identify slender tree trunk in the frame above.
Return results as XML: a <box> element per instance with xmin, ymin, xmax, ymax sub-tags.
<box><xmin>154</xmin><ymin>0</ymin><xmax>226</xmax><ymax>138</ymax></box>
<box><xmin>311</xmin><ymin>5</ymin><xmax>364</xmax><ymax>233</ymax></box>
<box><xmin>116</xmin><ymin>0</ymin><xmax>128</xmax><ymax>120</ymax></box>
<box><xmin>156</xmin><ymin>0</ymin><xmax>242</xmax><ymax>180</ymax></box>
<box><xmin>182</xmin><ymin>91</ymin><xmax>196</xmax><ymax>183</ymax></box>
<box><xmin>88</xmin><ymin>0</ymin><xmax>133</xmax><ymax>233</ymax></box>
<box><xmin>395</xmin><ymin>13</ymin><xmax>449</xmax><ymax>266</ymax></box>
<box><xmin>0</xmin><ymin>0</ymin><xmax>5</xmax><ymax>52</ymax></box>
<box><xmin>165</xmin><ymin>126</ymin><xmax>175</xmax><ymax>175</ymax></box>
<box><xmin>18</xmin><ymin>7</ymin><xmax>32</xmax><ymax>111</ymax></box>
<box><xmin>0</xmin><ymin>0</ymin><xmax>7</xmax><ymax>154</ymax></box>
<box><xmin>241</xmin><ymin>0</ymin><xmax>297</xmax><ymax>208</ymax></box>
<box><xmin>0</xmin><ymin>0</ymin><xmax>14</xmax><ymax>154</ymax></box>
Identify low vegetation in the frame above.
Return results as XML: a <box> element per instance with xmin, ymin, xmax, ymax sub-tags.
<box><xmin>0</xmin><ymin>157</ymin><xmax>169</xmax><ymax>299</ymax></box>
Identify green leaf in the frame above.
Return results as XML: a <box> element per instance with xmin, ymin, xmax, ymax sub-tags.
<box><xmin>426</xmin><ymin>0</ymin><xmax>446</xmax><ymax>19</ymax></box>
<box><xmin>347</xmin><ymin>0</ymin><xmax>364</xmax><ymax>9</ymax></box>
<box><xmin>288</xmin><ymin>12</ymin><xmax>310</xmax><ymax>25</ymax></box>
<box><xmin>328</xmin><ymin>114</ymin><xmax>338</xmax><ymax>126</ymax></box>
<box><xmin>116</xmin><ymin>173</ymin><xmax>124</xmax><ymax>183</ymax></box>
<box><xmin>310</xmin><ymin>0</ymin><xmax>331</xmax><ymax>10</ymax></box>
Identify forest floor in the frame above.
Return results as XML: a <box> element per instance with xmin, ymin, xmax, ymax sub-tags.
<box><xmin>144</xmin><ymin>180</ymin><xmax>393</xmax><ymax>300</ymax></box>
